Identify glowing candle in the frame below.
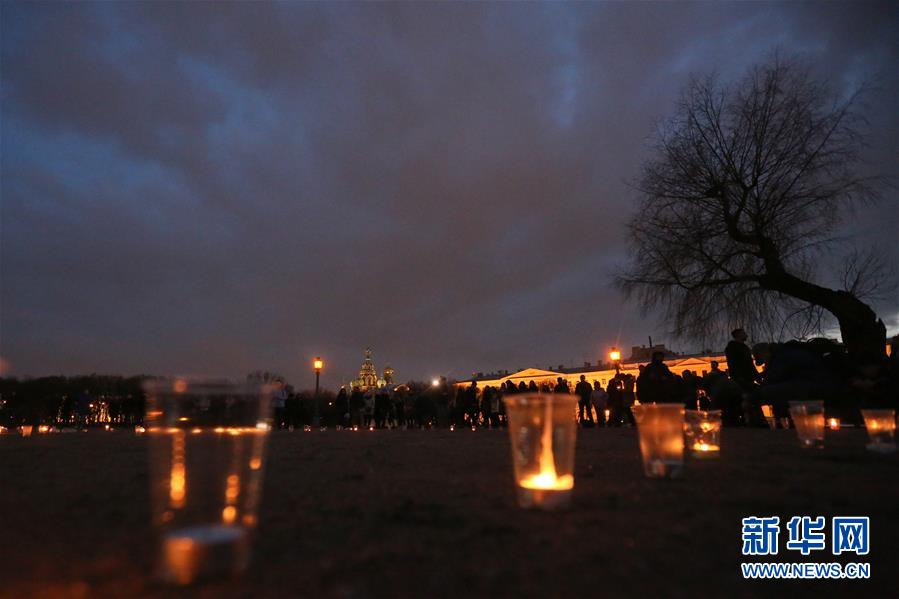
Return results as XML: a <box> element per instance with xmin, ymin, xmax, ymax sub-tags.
<box><xmin>684</xmin><ymin>410</ymin><xmax>721</xmax><ymax>459</ymax></box>
<box><xmin>144</xmin><ymin>379</ymin><xmax>273</xmax><ymax>586</ymax></box>
<box><xmin>633</xmin><ymin>404</ymin><xmax>684</xmax><ymax>477</ymax></box>
<box><xmin>828</xmin><ymin>417</ymin><xmax>840</xmax><ymax>431</ymax></box>
<box><xmin>861</xmin><ymin>409</ymin><xmax>896</xmax><ymax>453</ymax></box>
<box><xmin>162</xmin><ymin>525</ymin><xmax>248</xmax><ymax>585</ymax></box>
<box><xmin>504</xmin><ymin>393</ymin><xmax>578</xmax><ymax>510</ymax></box>
<box><xmin>788</xmin><ymin>401</ymin><xmax>825</xmax><ymax>449</ymax></box>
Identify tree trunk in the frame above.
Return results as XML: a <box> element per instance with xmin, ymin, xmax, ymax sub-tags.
<box><xmin>761</xmin><ymin>269</ymin><xmax>886</xmax><ymax>358</ymax></box>
<box><xmin>828</xmin><ymin>290</ymin><xmax>887</xmax><ymax>359</ymax></box>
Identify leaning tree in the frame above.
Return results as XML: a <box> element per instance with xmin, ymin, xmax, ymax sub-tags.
<box><xmin>617</xmin><ymin>57</ymin><xmax>893</xmax><ymax>358</ymax></box>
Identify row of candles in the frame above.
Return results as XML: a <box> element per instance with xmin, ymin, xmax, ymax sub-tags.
<box><xmin>4</xmin><ymin>380</ymin><xmax>896</xmax><ymax>588</ymax></box>
<box><xmin>507</xmin><ymin>397</ymin><xmax>897</xmax><ymax>511</ymax></box>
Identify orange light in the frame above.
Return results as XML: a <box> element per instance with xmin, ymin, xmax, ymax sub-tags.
<box><xmin>173</xmin><ymin>379</ymin><xmax>188</xmax><ymax>394</ymax></box>
<box><xmin>828</xmin><ymin>418</ymin><xmax>840</xmax><ymax>431</ymax></box>
<box><xmin>222</xmin><ymin>506</ymin><xmax>236</xmax><ymax>524</ymax></box>
<box><xmin>225</xmin><ymin>475</ymin><xmax>240</xmax><ymax>501</ymax></box>
<box><xmin>313</xmin><ymin>357</ymin><xmax>324</xmax><ymax>371</ymax></box>
<box><xmin>609</xmin><ymin>348</ymin><xmax>621</xmax><ymax>362</ymax></box>
<box><xmin>692</xmin><ymin>442</ymin><xmax>720</xmax><ymax>452</ymax></box>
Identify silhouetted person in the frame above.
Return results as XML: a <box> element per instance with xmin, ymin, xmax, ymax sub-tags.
<box><xmin>591</xmin><ymin>381</ymin><xmax>607</xmax><ymax>426</ymax></box>
<box><xmin>363</xmin><ymin>388</ymin><xmax>375</xmax><ymax>428</ymax></box>
<box><xmin>681</xmin><ymin>370</ymin><xmax>700</xmax><ymax>410</ymax></box>
<box><xmin>606</xmin><ymin>377</ymin><xmax>624</xmax><ymax>427</ymax></box>
<box><xmin>636</xmin><ymin>352</ymin><xmax>676</xmax><ymax>404</ymax></box>
<box><xmin>285</xmin><ymin>392</ymin><xmax>300</xmax><ymax>430</ymax></box>
<box><xmin>554</xmin><ymin>377</ymin><xmax>569</xmax><ymax>394</ymax></box>
<box><xmin>726</xmin><ymin>328</ymin><xmax>760</xmax><ymax>391</ymax></box>
<box><xmin>76</xmin><ymin>390</ymin><xmax>91</xmax><ymax>430</ymax></box>
<box><xmin>374</xmin><ymin>386</ymin><xmax>390</xmax><ymax>428</ymax></box>
<box><xmin>753</xmin><ymin>341</ymin><xmax>835</xmax><ymax>423</ymax></box>
<box><xmin>479</xmin><ymin>386</ymin><xmax>492</xmax><ymax>427</ymax></box>
<box><xmin>465</xmin><ymin>381</ymin><xmax>479</xmax><ymax>427</ymax></box>
<box><xmin>335</xmin><ymin>387</ymin><xmax>349</xmax><ymax>428</ymax></box>
<box><xmin>528</xmin><ymin>380</ymin><xmax>538</xmax><ymax>392</ymax></box>
<box><xmin>623</xmin><ymin>373</ymin><xmax>637</xmax><ymax>425</ymax></box>
<box><xmin>350</xmin><ymin>387</ymin><xmax>364</xmax><ymax>428</ymax></box>
<box><xmin>518</xmin><ymin>381</ymin><xmax>527</xmax><ymax>393</ymax></box>
<box><xmin>486</xmin><ymin>386</ymin><xmax>501</xmax><ymax>428</ymax></box>
<box><xmin>574</xmin><ymin>375</ymin><xmax>594</xmax><ymax>426</ymax></box>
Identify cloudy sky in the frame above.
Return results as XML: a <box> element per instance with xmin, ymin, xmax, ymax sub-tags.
<box><xmin>1</xmin><ymin>1</ymin><xmax>896</xmax><ymax>387</ymax></box>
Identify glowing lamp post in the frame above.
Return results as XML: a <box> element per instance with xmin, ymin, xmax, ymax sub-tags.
<box><xmin>609</xmin><ymin>348</ymin><xmax>621</xmax><ymax>375</ymax></box>
<box><xmin>312</xmin><ymin>358</ymin><xmax>324</xmax><ymax>428</ymax></box>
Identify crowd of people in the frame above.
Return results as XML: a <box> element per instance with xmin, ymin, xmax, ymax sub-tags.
<box><xmin>2</xmin><ymin>332</ymin><xmax>896</xmax><ymax>432</ymax></box>
<box><xmin>271</xmin><ymin>328</ymin><xmax>898</xmax><ymax>431</ymax></box>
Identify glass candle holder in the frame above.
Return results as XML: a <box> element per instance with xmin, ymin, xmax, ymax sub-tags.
<box><xmin>632</xmin><ymin>404</ymin><xmax>684</xmax><ymax>478</ymax></box>
<box><xmin>861</xmin><ymin>409</ymin><xmax>896</xmax><ymax>453</ymax></box>
<box><xmin>503</xmin><ymin>393</ymin><xmax>578</xmax><ymax>510</ymax></box>
<box><xmin>788</xmin><ymin>400</ymin><xmax>825</xmax><ymax>449</ymax></box>
<box><xmin>684</xmin><ymin>410</ymin><xmax>721</xmax><ymax>458</ymax></box>
<box><xmin>144</xmin><ymin>379</ymin><xmax>273</xmax><ymax>585</ymax></box>
<box><xmin>827</xmin><ymin>417</ymin><xmax>840</xmax><ymax>431</ymax></box>
<box><xmin>760</xmin><ymin>405</ymin><xmax>776</xmax><ymax>430</ymax></box>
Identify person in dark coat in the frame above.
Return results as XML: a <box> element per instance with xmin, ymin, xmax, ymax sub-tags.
<box><xmin>554</xmin><ymin>377</ymin><xmax>570</xmax><ymax>394</ymax></box>
<box><xmin>349</xmin><ymin>387</ymin><xmax>364</xmax><ymax>428</ymax></box>
<box><xmin>726</xmin><ymin>328</ymin><xmax>760</xmax><ymax>391</ymax></box>
<box><xmin>753</xmin><ymin>341</ymin><xmax>836</xmax><ymax>420</ymax></box>
<box><xmin>636</xmin><ymin>352</ymin><xmax>677</xmax><ymax>404</ymax></box>
<box><xmin>335</xmin><ymin>387</ymin><xmax>349</xmax><ymax>429</ymax></box>
<box><xmin>574</xmin><ymin>375</ymin><xmax>594</xmax><ymax>425</ymax></box>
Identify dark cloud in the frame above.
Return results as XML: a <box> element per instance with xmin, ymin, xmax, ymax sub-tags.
<box><xmin>1</xmin><ymin>1</ymin><xmax>896</xmax><ymax>385</ymax></box>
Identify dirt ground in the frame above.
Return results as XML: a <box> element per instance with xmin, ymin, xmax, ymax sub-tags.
<box><xmin>0</xmin><ymin>427</ymin><xmax>896</xmax><ymax>598</ymax></box>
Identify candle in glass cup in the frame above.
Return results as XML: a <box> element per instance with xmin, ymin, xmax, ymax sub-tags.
<box><xmin>163</xmin><ymin>524</ymin><xmax>249</xmax><ymax>585</ymax></box>
<box><xmin>503</xmin><ymin>393</ymin><xmax>578</xmax><ymax>510</ymax></box>
<box><xmin>860</xmin><ymin>409</ymin><xmax>896</xmax><ymax>453</ymax></box>
<box><xmin>760</xmin><ymin>405</ymin><xmax>776</xmax><ymax>430</ymax></box>
<box><xmin>632</xmin><ymin>404</ymin><xmax>684</xmax><ymax>478</ymax></box>
<box><xmin>144</xmin><ymin>379</ymin><xmax>273</xmax><ymax>585</ymax></box>
<box><xmin>788</xmin><ymin>401</ymin><xmax>825</xmax><ymax>449</ymax></box>
<box><xmin>684</xmin><ymin>410</ymin><xmax>721</xmax><ymax>458</ymax></box>
<box><xmin>827</xmin><ymin>417</ymin><xmax>840</xmax><ymax>431</ymax></box>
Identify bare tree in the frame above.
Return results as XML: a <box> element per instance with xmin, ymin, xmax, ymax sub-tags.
<box><xmin>617</xmin><ymin>57</ymin><xmax>892</xmax><ymax>358</ymax></box>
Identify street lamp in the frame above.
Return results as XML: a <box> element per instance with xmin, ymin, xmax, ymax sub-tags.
<box><xmin>431</xmin><ymin>378</ymin><xmax>440</xmax><ymax>387</ymax></box>
<box><xmin>609</xmin><ymin>348</ymin><xmax>621</xmax><ymax>375</ymax></box>
<box><xmin>313</xmin><ymin>357</ymin><xmax>323</xmax><ymax>427</ymax></box>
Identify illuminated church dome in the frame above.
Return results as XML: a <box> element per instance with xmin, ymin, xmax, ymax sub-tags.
<box><xmin>350</xmin><ymin>348</ymin><xmax>393</xmax><ymax>391</ymax></box>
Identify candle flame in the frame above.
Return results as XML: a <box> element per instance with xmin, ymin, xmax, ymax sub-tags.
<box><xmin>519</xmin><ymin>398</ymin><xmax>574</xmax><ymax>491</ymax></box>
<box><xmin>692</xmin><ymin>442</ymin><xmax>719</xmax><ymax>452</ymax></box>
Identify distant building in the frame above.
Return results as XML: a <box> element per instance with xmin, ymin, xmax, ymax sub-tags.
<box><xmin>349</xmin><ymin>348</ymin><xmax>393</xmax><ymax>391</ymax></box>
<box><xmin>456</xmin><ymin>350</ymin><xmax>726</xmax><ymax>390</ymax></box>
<box><xmin>628</xmin><ymin>344</ymin><xmax>678</xmax><ymax>361</ymax></box>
